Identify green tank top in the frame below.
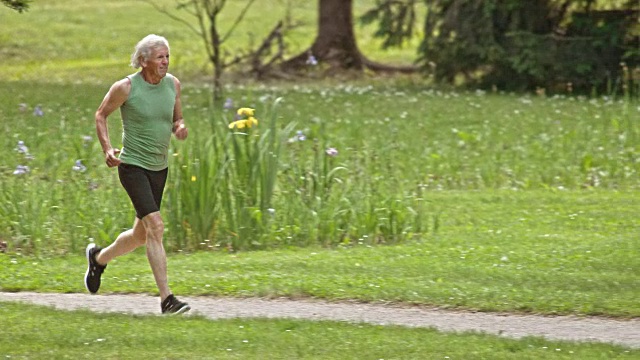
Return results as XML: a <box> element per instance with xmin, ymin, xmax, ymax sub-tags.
<box><xmin>119</xmin><ymin>72</ymin><xmax>176</xmax><ymax>171</ymax></box>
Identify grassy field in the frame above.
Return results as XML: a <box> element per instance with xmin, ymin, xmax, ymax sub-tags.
<box><xmin>0</xmin><ymin>0</ymin><xmax>420</xmax><ymax>83</ymax></box>
<box><xmin>1</xmin><ymin>0</ymin><xmax>639</xmax><ymax>316</ymax></box>
<box><xmin>1</xmin><ymin>200</ymin><xmax>639</xmax><ymax>317</ymax></box>
<box><xmin>2</xmin><ymin>80</ymin><xmax>638</xmax><ymax>251</ymax></box>
<box><xmin>2</xmin><ymin>302</ymin><xmax>636</xmax><ymax>359</ymax></box>
<box><xmin>1</xmin><ymin>0</ymin><xmax>639</xmax><ymax>357</ymax></box>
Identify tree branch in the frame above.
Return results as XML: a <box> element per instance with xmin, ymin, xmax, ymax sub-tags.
<box><xmin>221</xmin><ymin>0</ymin><xmax>257</xmax><ymax>43</ymax></box>
<box><xmin>142</xmin><ymin>0</ymin><xmax>202</xmax><ymax>37</ymax></box>
<box><xmin>192</xmin><ymin>0</ymin><xmax>213</xmax><ymax>60</ymax></box>
<box><xmin>250</xmin><ymin>21</ymin><xmax>284</xmax><ymax>74</ymax></box>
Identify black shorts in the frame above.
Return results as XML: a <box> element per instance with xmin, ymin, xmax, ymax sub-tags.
<box><xmin>118</xmin><ymin>163</ymin><xmax>168</xmax><ymax>219</ymax></box>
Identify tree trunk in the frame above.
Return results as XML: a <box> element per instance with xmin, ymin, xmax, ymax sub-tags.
<box><xmin>282</xmin><ymin>0</ymin><xmax>363</xmax><ymax>70</ymax></box>
<box><xmin>211</xmin><ymin>18</ymin><xmax>223</xmax><ymax>101</ymax></box>
<box><xmin>279</xmin><ymin>0</ymin><xmax>418</xmax><ymax>75</ymax></box>
<box><xmin>312</xmin><ymin>0</ymin><xmax>363</xmax><ymax>69</ymax></box>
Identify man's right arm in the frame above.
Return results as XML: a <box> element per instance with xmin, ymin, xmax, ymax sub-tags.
<box><xmin>95</xmin><ymin>79</ymin><xmax>130</xmax><ymax>167</ymax></box>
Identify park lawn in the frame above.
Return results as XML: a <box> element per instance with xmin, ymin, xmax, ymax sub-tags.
<box><xmin>0</xmin><ymin>302</ymin><xmax>636</xmax><ymax>359</ymax></box>
<box><xmin>1</xmin><ymin>189</ymin><xmax>638</xmax><ymax>318</ymax></box>
<box><xmin>1</xmin><ymin>1</ymin><xmax>638</xmax><ymax>358</ymax></box>
<box><xmin>0</xmin><ymin>0</ymin><xmax>418</xmax><ymax>83</ymax></box>
<box><xmin>1</xmin><ymin>0</ymin><xmax>638</xmax><ymax>329</ymax></box>
<box><xmin>1</xmin><ymin>64</ymin><xmax>638</xmax><ymax>320</ymax></box>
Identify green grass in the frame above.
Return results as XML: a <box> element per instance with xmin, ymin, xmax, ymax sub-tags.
<box><xmin>1</xmin><ymin>1</ymin><xmax>639</xmax><ymax>357</ymax></box>
<box><xmin>0</xmin><ymin>0</ymin><xmax>419</xmax><ymax>83</ymax></box>
<box><xmin>2</xmin><ymin>80</ymin><xmax>639</xmax><ymax>250</ymax></box>
<box><xmin>0</xmin><ymin>302</ymin><xmax>636</xmax><ymax>359</ymax></box>
<box><xmin>2</xmin><ymin>190</ymin><xmax>638</xmax><ymax>317</ymax></box>
<box><xmin>0</xmin><ymin>79</ymin><xmax>637</xmax><ymax>318</ymax></box>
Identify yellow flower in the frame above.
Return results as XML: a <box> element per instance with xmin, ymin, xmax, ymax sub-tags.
<box><xmin>228</xmin><ymin>120</ymin><xmax>247</xmax><ymax>129</ymax></box>
<box><xmin>191</xmin><ymin>175</ymin><xmax>197</xmax><ymax>182</ymax></box>
<box><xmin>228</xmin><ymin>117</ymin><xmax>259</xmax><ymax>129</ymax></box>
<box><xmin>229</xmin><ymin>108</ymin><xmax>258</xmax><ymax>129</ymax></box>
<box><xmin>237</xmin><ymin>108</ymin><xmax>255</xmax><ymax>117</ymax></box>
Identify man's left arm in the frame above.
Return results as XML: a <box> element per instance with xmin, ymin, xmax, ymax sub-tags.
<box><xmin>172</xmin><ymin>76</ymin><xmax>188</xmax><ymax>140</ymax></box>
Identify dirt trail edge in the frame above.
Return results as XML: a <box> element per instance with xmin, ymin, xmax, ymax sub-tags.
<box><xmin>1</xmin><ymin>292</ymin><xmax>638</xmax><ymax>348</ymax></box>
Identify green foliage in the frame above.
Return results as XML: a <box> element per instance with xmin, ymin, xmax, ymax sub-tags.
<box><xmin>2</xmin><ymin>189</ymin><xmax>640</xmax><ymax>317</ymax></box>
<box><xmin>418</xmin><ymin>0</ymin><xmax>639</xmax><ymax>93</ymax></box>
<box><xmin>360</xmin><ymin>0</ymin><xmax>419</xmax><ymax>49</ymax></box>
<box><xmin>163</xmin><ymin>94</ymin><xmax>430</xmax><ymax>251</ymax></box>
<box><xmin>496</xmin><ymin>9</ymin><xmax>639</xmax><ymax>94</ymax></box>
<box><xmin>1</xmin><ymin>80</ymin><xmax>639</xmax><ymax>254</ymax></box>
<box><xmin>166</xmin><ymin>99</ymin><xmax>295</xmax><ymax>251</ymax></box>
<box><xmin>1</xmin><ymin>0</ymin><xmax>29</xmax><ymax>12</ymax></box>
<box><xmin>0</xmin><ymin>0</ymin><xmax>638</xmax><ymax>258</ymax></box>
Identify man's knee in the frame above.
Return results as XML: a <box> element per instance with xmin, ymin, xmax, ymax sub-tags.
<box><xmin>142</xmin><ymin>212</ymin><xmax>164</xmax><ymax>240</ymax></box>
<box><xmin>132</xmin><ymin>220</ymin><xmax>147</xmax><ymax>244</ymax></box>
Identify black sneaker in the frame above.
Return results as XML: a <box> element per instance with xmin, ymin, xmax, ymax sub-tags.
<box><xmin>84</xmin><ymin>243</ymin><xmax>106</xmax><ymax>294</ymax></box>
<box><xmin>161</xmin><ymin>294</ymin><xmax>191</xmax><ymax>314</ymax></box>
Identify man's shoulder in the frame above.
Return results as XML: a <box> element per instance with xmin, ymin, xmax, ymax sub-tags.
<box><xmin>111</xmin><ymin>77</ymin><xmax>132</xmax><ymax>93</ymax></box>
<box><xmin>165</xmin><ymin>73</ymin><xmax>179</xmax><ymax>83</ymax></box>
<box><xmin>164</xmin><ymin>73</ymin><xmax>180</xmax><ymax>91</ymax></box>
<box><xmin>114</xmin><ymin>77</ymin><xmax>132</xmax><ymax>86</ymax></box>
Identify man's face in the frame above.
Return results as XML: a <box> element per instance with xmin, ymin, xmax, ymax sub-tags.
<box><xmin>143</xmin><ymin>46</ymin><xmax>169</xmax><ymax>78</ymax></box>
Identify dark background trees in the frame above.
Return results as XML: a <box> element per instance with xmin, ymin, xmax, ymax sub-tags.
<box><xmin>283</xmin><ymin>0</ymin><xmax>365</xmax><ymax>71</ymax></box>
<box><xmin>281</xmin><ymin>0</ymin><xmax>638</xmax><ymax>93</ymax></box>
<box><xmin>416</xmin><ymin>0</ymin><xmax>639</xmax><ymax>92</ymax></box>
<box><xmin>280</xmin><ymin>0</ymin><xmax>418</xmax><ymax>74</ymax></box>
<box><xmin>2</xmin><ymin>0</ymin><xmax>29</xmax><ymax>12</ymax></box>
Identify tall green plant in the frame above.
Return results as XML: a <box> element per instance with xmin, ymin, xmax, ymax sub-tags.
<box><xmin>166</xmin><ymin>99</ymin><xmax>294</xmax><ymax>251</ymax></box>
<box><xmin>165</xmin><ymin>131</ymin><xmax>229</xmax><ymax>251</ymax></box>
<box><xmin>222</xmin><ymin>99</ymin><xmax>294</xmax><ymax>249</ymax></box>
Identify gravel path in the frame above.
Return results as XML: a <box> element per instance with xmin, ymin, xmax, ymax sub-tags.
<box><xmin>1</xmin><ymin>292</ymin><xmax>638</xmax><ymax>349</ymax></box>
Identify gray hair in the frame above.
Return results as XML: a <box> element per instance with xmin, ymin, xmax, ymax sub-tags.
<box><xmin>130</xmin><ymin>34</ymin><xmax>170</xmax><ymax>69</ymax></box>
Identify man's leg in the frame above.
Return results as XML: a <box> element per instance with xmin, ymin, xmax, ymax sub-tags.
<box><xmin>96</xmin><ymin>218</ymin><xmax>146</xmax><ymax>265</ymax></box>
<box><xmin>85</xmin><ymin>218</ymin><xmax>146</xmax><ymax>293</ymax></box>
<box><xmin>141</xmin><ymin>211</ymin><xmax>171</xmax><ymax>301</ymax></box>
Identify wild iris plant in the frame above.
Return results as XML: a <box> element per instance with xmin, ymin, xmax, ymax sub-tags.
<box><xmin>2</xmin><ymin>124</ymin><xmax>130</xmax><ymax>254</ymax></box>
<box><xmin>10</xmin><ymin>80</ymin><xmax>637</xmax><ymax>255</ymax></box>
<box><xmin>166</xmin><ymin>99</ymin><xmax>295</xmax><ymax>251</ymax></box>
<box><xmin>164</xmin><ymin>95</ymin><xmax>431</xmax><ymax>252</ymax></box>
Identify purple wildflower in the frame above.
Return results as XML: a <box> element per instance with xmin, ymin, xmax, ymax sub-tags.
<box><xmin>33</xmin><ymin>105</ymin><xmax>44</xmax><ymax>117</ymax></box>
<box><xmin>295</xmin><ymin>130</ymin><xmax>306</xmax><ymax>141</ymax></box>
<box><xmin>325</xmin><ymin>147</ymin><xmax>338</xmax><ymax>157</ymax></box>
<box><xmin>224</xmin><ymin>98</ymin><xmax>234</xmax><ymax>110</ymax></box>
<box><xmin>15</xmin><ymin>140</ymin><xmax>29</xmax><ymax>154</ymax></box>
<box><xmin>72</xmin><ymin>160</ymin><xmax>87</xmax><ymax>172</ymax></box>
<box><xmin>288</xmin><ymin>130</ymin><xmax>307</xmax><ymax>143</ymax></box>
<box><xmin>13</xmin><ymin>165</ymin><xmax>30</xmax><ymax>175</ymax></box>
<box><xmin>306</xmin><ymin>54</ymin><xmax>318</xmax><ymax>66</ymax></box>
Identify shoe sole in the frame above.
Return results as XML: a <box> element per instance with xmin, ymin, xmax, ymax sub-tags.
<box><xmin>166</xmin><ymin>305</ymin><xmax>191</xmax><ymax>315</ymax></box>
<box><xmin>84</xmin><ymin>243</ymin><xmax>97</xmax><ymax>294</ymax></box>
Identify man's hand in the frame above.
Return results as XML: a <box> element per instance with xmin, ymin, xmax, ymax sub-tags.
<box><xmin>173</xmin><ymin>121</ymin><xmax>188</xmax><ymax>140</ymax></box>
<box><xmin>105</xmin><ymin>148</ymin><xmax>121</xmax><ymax>167</ymax></box>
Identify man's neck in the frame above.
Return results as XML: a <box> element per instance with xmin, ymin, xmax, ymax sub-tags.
<box><xmin>141</xmin><ymin>70</ymin><xmax>162</xmax><ymax>85</ymax></box>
